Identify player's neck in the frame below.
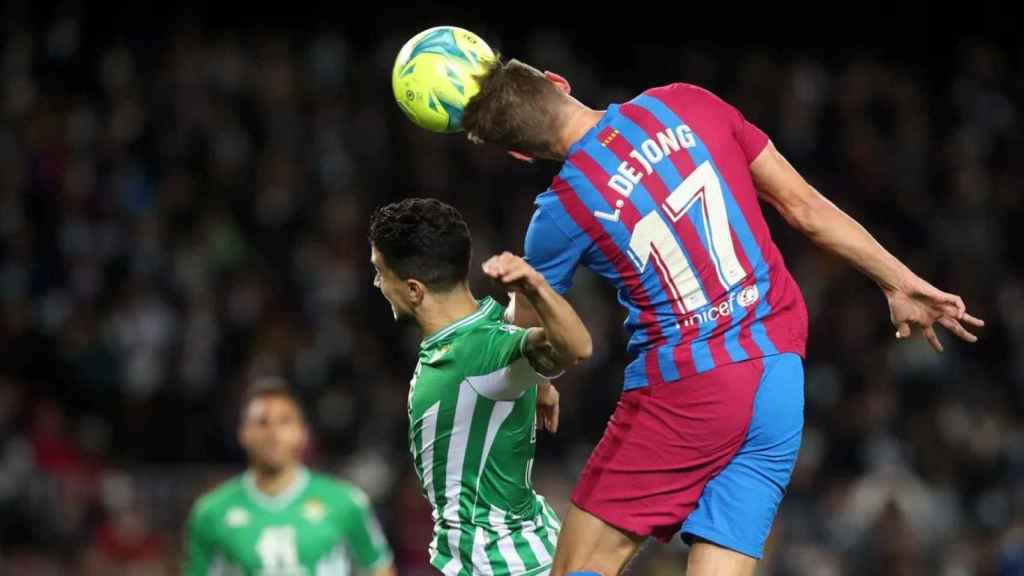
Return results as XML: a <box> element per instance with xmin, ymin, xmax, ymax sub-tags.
<box><xmin>558</xmin><ymin>106</ymin><xmax>605</xmax><ymax>158</ymax></box>
<box><xmin>249</xmin><ymin>464</ymin><xmax>302</xmax><ymax>497</ymax></box>
<box><xmin>417</xmin><ymin>285</ymin><xmax>480</xmax><ymax>340</ymax></box>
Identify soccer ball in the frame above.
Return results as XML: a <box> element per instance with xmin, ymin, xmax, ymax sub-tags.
<box><xmin>391</xmin><ymin>26</ymin><xmax>496</xmax><ymax>133</ymax></box>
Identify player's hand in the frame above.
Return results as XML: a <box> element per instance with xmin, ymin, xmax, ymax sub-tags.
<box><xmin>536</xmin><ymin>381</ymin><xmax>559</xmax><ymax>434</ymax></box>
<box><xmin>482</xmin><ymin>252</ymin><xmax>546</xmax><ymax>296</ymax></box>
<box><xmin>886</xmin><ymin>276</ymin><xmax>985</xmax><ymax>352</ymax></box>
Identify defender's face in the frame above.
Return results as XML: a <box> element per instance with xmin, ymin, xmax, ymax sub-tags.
<box><xmin>240</xmin><ymin>395</ymin><xmax>307</xmax><ymax>472</ymax></box>
<box><xmin>371</xmin><ymin>245</ymin><xmax>413</xmax><ymax>321</ymax></box>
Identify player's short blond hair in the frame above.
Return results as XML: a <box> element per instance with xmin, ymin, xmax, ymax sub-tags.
<box><xmin>462</xmin><ymin>58</ymin><xmax>567</xmax><ymax>159</ymax></box>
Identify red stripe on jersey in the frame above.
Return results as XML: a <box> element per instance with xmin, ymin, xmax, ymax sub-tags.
<box><xmin>550</xmin><ymin>175</ymin><xmax>664</xmax><ymax>383</ymax></box>
<box><xmin>616</xmin><ymin>103</ymin><xmax>738</xmax><ymax>367</ymax></box>
<box><xmin>597</xmin><ymin>128</ymin><xmax>710</xmax><ymax>374</ymax></box>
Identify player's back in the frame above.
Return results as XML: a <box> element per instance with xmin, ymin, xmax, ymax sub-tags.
<box><xmin>526</xmin><ymin>83</ymin><xmax>807</xmax><ymax>390</ymax></box>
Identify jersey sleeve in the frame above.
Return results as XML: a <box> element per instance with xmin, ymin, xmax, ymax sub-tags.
<box><xmin>461</xmin><ymin>322</ymin><xmax>544</xmax><ymax>401</ymax></box>
<box><xmin>670</xmin><ymin>82</ymin><xmax>770</xmax><ymax>163</ymax></box>
<box><xmin>731</xmin><ymin>104</ymin><xmax>770</xmax><ymax>163</ymax></box>
<box><xmin>340</xmin><ymin>487</ymin><xmax>394</xmax><ymax>571</ymax></box>
<box><xmin>697</xmin><ymin>86</ymin><xmax>770</xmax><ymax>163</ymax></box>
<box><xmin>183</xmin><ymin>502</ymin><xmax>215</xmax><ymax>576</ymax></box>
<box><xmin>524</xmin><ymin>206</ymin><xmax>587</xmax><ymax>294</ymax></box>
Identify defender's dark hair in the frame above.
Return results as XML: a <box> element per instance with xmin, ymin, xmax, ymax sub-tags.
<box><xmin>368</xmin><ymin>198</ymin><xmax>471</xmax><ymax>291</ymax></box>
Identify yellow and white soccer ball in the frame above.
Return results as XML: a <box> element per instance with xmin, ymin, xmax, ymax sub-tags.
<box><xmin>391</xmin><ymin>26</ymin><xmax>496</xmax><ymax>133</ymax></box>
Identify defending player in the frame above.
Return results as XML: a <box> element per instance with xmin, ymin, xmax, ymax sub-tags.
<box><xmin>184</xmin><ymin>378</ymin><xmax>395</xmax><ymax>576</ymax></box>
<box><xmin>369</xmin><ymin>197</ymin><xmax>591</xmax><ymax>575</ymax></box>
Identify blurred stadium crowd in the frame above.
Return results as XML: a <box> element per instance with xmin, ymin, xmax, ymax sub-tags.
<box><xmin>1</xmin><ymin>6</ymin><xmax>1021</xmax><ymax>575</ymax></box>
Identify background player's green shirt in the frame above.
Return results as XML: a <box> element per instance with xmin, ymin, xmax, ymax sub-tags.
<box><xmin>185</xmin><ymin>469</ymin><xmax>392</xmax><ymax>576</ymax></box>
<box><xmin>408</xmin><ymin>297</ymin><xmax>561</xmax><ymax>576</ymax></box>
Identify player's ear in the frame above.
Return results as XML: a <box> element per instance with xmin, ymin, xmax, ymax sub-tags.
<box><xmin>507</xmin><ymin>150</ymin><xmax>535</xmax><ymax>163</ymax></box>
<box><xmin>407</xmin><ymin>278</ymin><xmax>427</xmax><ymax>305</ymax></box>
<box><xmin>544</xmin><ymin>71</ymin><xmax>571</xmax><ymax>95</ymax></box>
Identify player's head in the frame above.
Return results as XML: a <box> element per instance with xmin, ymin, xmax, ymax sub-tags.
<box><xmin>368</xmin><ymin>198</ymin><xmax>472</xmax><ymax>321</ymax></box>
<box><xmin>238</xmin><ymin>377</ymin><xmax>308</xmax><ymax>473</ymax></box>
<box><xmin>462</xmin><ymin>58</ymin><xmax>577</xmax><ymax>162</ymax></box>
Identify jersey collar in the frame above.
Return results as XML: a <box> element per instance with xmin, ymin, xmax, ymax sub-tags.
<box><xmin>242</xmin><ymin>467</ymin><xmax>310</xmax><ymax>511</ymax></box>
<box><xmin>566</xmin><ymin>104</ymin><xmax>619</xmax><ymax>158</ymax></box>
<box><xmin>420</xmin><ymin>297</ymin><xmax>496</xmax><ymax>349</ymax></box>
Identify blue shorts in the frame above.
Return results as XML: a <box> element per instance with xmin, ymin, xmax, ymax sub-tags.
<box><xmin>572</xmin><ymin>353</ymin><xmax>804</xmax><ymax>559</ymax></box>
<box><xmin>680</xmin><ymin>352</ymin><xmax>804</xmax><ymax>558</ymax></box>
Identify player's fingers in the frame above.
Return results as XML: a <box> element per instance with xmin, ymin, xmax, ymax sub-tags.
<box><xmin>551</xmin><ymin>403</ymin><xmax>559</xmax><ymax>434</ymax></box>
<box><xmin>941</xmin><ymin>304</ymin><xmax>964</xmax><ymax>319</ymax></box>
<box><xmin>481</xmin><ymin>257</ymin><xmax>501</xmax><ymax>276</ymax></box>
<box><xmin>923</xmin><ymin>325</ymin><xmax>944</xmax><ymax>352</ymax></box>
<box><xmin>962</xmin><ymin>312</ymin><xmax>985</xmax><ymax>327</ymax></box>
<box><xmin>921</xmin><ymin>285</ymin><xmax>962</xmax><ymax>317</ymax></box>
<box><xmin>511</xmin><ymin>266</ymin><xmax>532</xmax><ymax>283</ymax></box>
<box><xmin>938</xmin><ymin>316</ymin><xmax>978</xmax><ymax>343</ymax></box>
<box><xmin>895</xmin><ymin>322</ymin><xmax>912</xmax><ymax>340</ymax></box>
<box><xmin>540</xmin><ymin>406</ymin><xmax>553</xmax><ymax>433</ymax></box>
<box><xmin>500</xmin><ymin>268</ymin><xmax>526</xmax><ymax>283</ymax></box>
<box><xmin>946</xmin><ymin>294</ymin><xmax>966</xmax><ymax>317</ymax></box>
<box><xmin>499</xmin><ymin>253</ymin><xmax>523</xmax><ymax>275</ymax></box>
<box><xmin>946</xmin><ymin>293</ymin><xmax>962</xmax><ymax>315</ymax></box>
<box><xmin>930</xmin><ymin>289</ymin><xmax>965</xmax><ymax>313</ymax></box>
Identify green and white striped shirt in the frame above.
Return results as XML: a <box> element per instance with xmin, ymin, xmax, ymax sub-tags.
<box><xmin>408</xmin><ymin>297</ymin><xmax>560</xmax><ymax>576</ymax></box>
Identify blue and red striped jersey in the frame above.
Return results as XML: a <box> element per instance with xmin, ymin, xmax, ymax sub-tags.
<box><xmin>525</xmin><ymin>83</ymin><xmax>808</xmax><ymax>390</ymax></box>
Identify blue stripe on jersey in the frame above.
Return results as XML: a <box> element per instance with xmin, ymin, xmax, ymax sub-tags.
<box><xmin>576</xmin><ymin>139</ymin><xmax>692</xmax><ymax>380</ymax></box>
<box><xmin>682</xmin><ymin>197</ymin><xmax>751</xmax><ymax>363</ymax></box>
<box><xmin>615</xmin><ymin>111</ymin><xmax>752</xmax><ymax>366</ymax></box>
<box><xmin>615</xmin><ymin>110</ymin><xmax>748</xmax><ymax>368</ymax></box>
<box><xmin>633</xmin><ymin>94</ymin><xmax>778</xmax><ymax>357</ymax></box>
<box><xmin>615</xmin><ymin>106</ymin><xmax>749</xmax><ymax>366</ymax></box>
<box><xmin>608</xmin><ymin>114</ymin><xmax>721</xmax><ymax>374</ymax></box>
<box><xmin>642</xmin><ymin>95</ymin><xmax>779</xmax><ymax>357</ymax></box>
<box><xmin>559</xmin><ymin>159</ymin><xmax>680</xmax><ymax>360</ymax></box>
<box><xmin>596</xmin><ymin>139</ymin><xmax>741</xmax><ymax>375</ymax></box>
<box><xmin>536</xmin><ymin>186</ymin><xmax>660</xmax><ymax>389</ymax></box>
<box><xmin>688</xmin><ymin>201</ymin><xmax>737</xmax><ymax>366</ymax></box>
<box><xmin>532</xmin><ymin>192</ymin><xmax>619</xmax><ymax>295</ymax></box>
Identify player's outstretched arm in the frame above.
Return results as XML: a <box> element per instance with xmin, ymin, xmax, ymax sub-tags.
<box><xmin>750</xmin><ymin>142</ymin><xmax>984</xmax><ymax>351</ymax></box>
<box><xmin>483</xmin><ymin>252</ymin><xmax>592</xmax><ymax>372</ymax></box>
<box><xmin>506</xmin><ymin>291</ymin><xmax>542</xmax><ymax>329</ymax></box>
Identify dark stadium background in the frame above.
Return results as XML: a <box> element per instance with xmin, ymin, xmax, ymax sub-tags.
<box><xmin>1</xmin><ymin>2</ymin><xmax>1020</xmax><ymax>574</ymax></box>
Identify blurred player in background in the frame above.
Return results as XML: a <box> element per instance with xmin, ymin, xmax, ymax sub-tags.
<box><xmin>369</xmin><ymin>198</ymin><xmax>592</xmax><ymax>575</ymax></box>
<box><xmin>461</xmin><ymin>60</ymin><xmax>984</xmax><ymax>576</ymax></box>
<box><xmin>184</xmin><ymin>377</ymin><xmax>395</xmax><ymax>575</ymax></box>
